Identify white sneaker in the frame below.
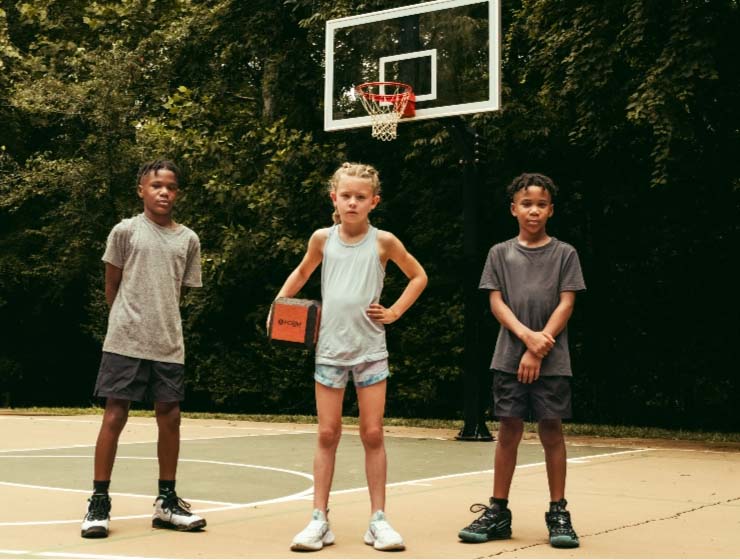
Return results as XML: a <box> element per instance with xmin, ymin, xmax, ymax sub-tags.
<box><xmin>81</xmin><ymin>493</ymin><xmax>111</xmax><ymax>538</ymax></box>
<box><xmin>152</xmin><ymin>493</ymin><xmax>207</xmax><ymax>531</ymax></box>
<box><xmin>291</xmin><ymin>509</ymin><xmax>335</xmax><ymax>551</ymax></box>
<box><xmin>364</xmin><ymin>510</ymin><xmax>405</xmax><ymax>551</ymax></box>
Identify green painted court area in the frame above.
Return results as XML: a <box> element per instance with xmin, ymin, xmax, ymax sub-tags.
<box><xmin>0</xmin><ymin>431</ymin><xmax>630</xmax><ymax>505</ymax></box>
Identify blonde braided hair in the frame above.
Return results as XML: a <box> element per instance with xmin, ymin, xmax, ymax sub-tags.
<box><xmin>328</xmin><ymin>162</ymin><xmax>381</xmax><ymax>224</ymax></box>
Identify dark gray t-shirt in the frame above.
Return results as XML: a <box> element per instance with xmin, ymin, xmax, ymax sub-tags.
<box><xmin>479</xmin><ymin>237</ymin><xmax>586</xmax><ymax>376</ymax></box>
<box><xmin>102</xmin><ymin>213</ymin><xmax>202</xmax><ymax>364</ymax></box>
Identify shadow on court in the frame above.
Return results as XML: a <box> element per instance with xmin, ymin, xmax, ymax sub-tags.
<box><xmin>0</xmin><ymin>414</ymin><xmax>738</xmax><ymax>559</ymax></box>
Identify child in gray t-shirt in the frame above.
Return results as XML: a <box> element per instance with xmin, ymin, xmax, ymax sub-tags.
<box><xmin>81</xmin><ymin>160</ymin><xmax>206</xmax><ymax>539</ymax></box>
<box><xmin>459</xmin><ymin>173</ymin><xmax>586</xmax><ymax>549</ymax></box>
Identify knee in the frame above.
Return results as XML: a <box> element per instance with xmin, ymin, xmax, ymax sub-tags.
<box><xmin>317</xmin><ymin>425</ymin><xmax>342</xmax><ymax>450</ymax></box>
<box><xmin>538</xmin><ymin>420</ymin><xmax>564</xmax><ymax>449</ymax></box>
<box><xmin>360</xmin><ymin>425</ymin><xmax>384</xmax><ymax>450</ymax></box>
<box><xmin>103</xmin><ymin>402</ymin><xmax>129</xmax><ymax>433</ymax></box>
<box><xmin>497</xmin><ymin>418</ymin><xmax>524</xmax><ymax>448</ymax></box>
<box><xmin>155</xmin><ymin>403</ymin><xmax>181</xmax><ymax>429</ymax></box>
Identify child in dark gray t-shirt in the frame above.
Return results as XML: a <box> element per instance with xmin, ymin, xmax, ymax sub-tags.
<box><xmin>459</xmin><ymin>173</ymin><xmax>586</xmax><ymax>549</ymax></box>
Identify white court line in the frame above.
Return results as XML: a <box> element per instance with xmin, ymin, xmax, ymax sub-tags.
<box><xmin>0</xmin><ymin>431</ymin><xmax>434</xmax><ymax>455</ymax></box>
<box><xmin>0</xmin><ymin>480</ymin><xmax>235</xmax><ymax>505</ymax></box>
<box><xmin>0</xmin><ymin>456</ymin><xmax>314</xmax><ymax>527</ymax></box>
<box><xmin>0</xmin><ymin>416</ymin><xmax>446</xmax><ymax>440</ymax></box>
<box><xmin>0</xmin><ymin>431</ymin><xmax>314</xmax><ymax>455</ymax></box>
<box><xmin>328</xmin><ymin>447</ymin><xmax>652</xmax><ymax>497</ymax></box>
<box><xmin>0</xmin><ymin>553</ymin><xmax>241</xmax><ymax>560</ymax></box>
<box><xmin>0</xmin><ymin>416</ymin><xmax>314</xmax><ymax>434</ymax></box>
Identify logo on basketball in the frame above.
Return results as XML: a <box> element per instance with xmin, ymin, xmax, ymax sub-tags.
<box><xmin>278</xmin><ymin>318</ymin><xmax>302</xmax><ymax>328</ymax></box>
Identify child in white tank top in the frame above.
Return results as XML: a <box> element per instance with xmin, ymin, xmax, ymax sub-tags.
<box><xmin>273</xmin><ymin>162</ymin><xmax>427</xmax><ymax>552</ymax></box>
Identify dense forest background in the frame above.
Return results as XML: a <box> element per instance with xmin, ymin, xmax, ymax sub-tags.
<box><xmin>1</xmin><ymin>0</ymin><xmax>738</xmax><ymax>430</ymax></box>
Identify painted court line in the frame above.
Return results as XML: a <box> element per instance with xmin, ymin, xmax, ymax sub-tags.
<box><xmin>328</xmin><ymin>448</ymin><xmax>651</xmax><ymax>497</ymax></box>
<box><xmin>0</xmin><ymin>480</ymin><xmax>236</xmax><ymax>504</ymax></box>
<box><xmin>0</xmin><ymin>431</ymin><xmax>314</xmax><ymax>455</ymax></box>
<box><xmin>0</xmin><ymin>552</ymin><xmax>236</xmax><ymax>560</ymax></box>
<box><xmin>0</xmin><ymin>456</ymin><xmax>315</xmax><ymax>527</ymax></box>
<box><xmin>0</xmin><ymin>416</ymin><xmax>446</xmax><ymax>441</ymax></box>
<box><xmin>1</xmin><ymin>417</ymin><xmax>316</xmax><ymax>436</ymax></box>
<box><xmin>0</xmin><ymin>430</ymin><xmax>436</xmax><ymax>456</ymax></box>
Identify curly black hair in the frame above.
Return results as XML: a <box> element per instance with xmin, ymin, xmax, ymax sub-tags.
<box><xmin>136</xmin><ymin>159</ymin><xmax>182</xmax><ymax>187</ymax></box>
<box><xmin>506</xmin><ymin>172</ymin><xmax>558</xmax><ymax>201</ymax></box>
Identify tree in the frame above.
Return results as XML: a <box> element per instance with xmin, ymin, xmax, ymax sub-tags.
<box><xmin>1</xmin><ymin>0</ymin><xmax>738</xmax><ymax>429</ymax></box>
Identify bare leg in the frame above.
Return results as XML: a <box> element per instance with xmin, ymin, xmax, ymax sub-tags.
<box><xmin>356</xmin><ymin>380</ymin><xmax>387</xmax><ymax>513</ymax></box>
<box><xmin>313</xmin><ymin>382</ymin><xmax>344</xmax><ymax>513</ymax></box>
<box><xmin>155</xmin><ymin>401</ymin><xmax>181</xmax><ymax>481</ymax></box>
<box><xmin>94</xmin><ymin>398</ymin><xmax>130</xmax><ymax>481</ymax></box>
<box><xmin>538</xmin><ymin>419</ymin><xmax>566</xmax><ymax>501</ymax></box>
<box><xmin>493</xmin><ymin>417</ymin><xmax>524</xmax><ymax>499</ymax></box>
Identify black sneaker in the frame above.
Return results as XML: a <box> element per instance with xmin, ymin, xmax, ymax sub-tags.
<box><xmin>458</xmin><ymin>499</ymin><xmax>512</xmax><ymax>543</ymax></box>
<box><xmin>81</xmin><ymin>493</ymin><xmax>111</xmax><ymax>538</ymax></box>
<box><xmin>545</xmin><ymin>499</ymin><xmax>579</xmax><ymax>548</ymax></box>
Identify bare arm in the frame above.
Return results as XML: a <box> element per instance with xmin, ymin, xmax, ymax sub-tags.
<box><xmin>367</xmin><ymin>232</ymin><xmax>428</xmax><ymax>324</ymax></box>
<box><xmin>275</xmin><ymin>229</ymin><xmax>327</xmax><ymax>299</ymax></box>
<box><xmin>542</xmin><ymin>291</ymin><xmax>576</xmax><ymax>339</ymax></box>
<box><xmin>490</xmin><ymin>289</ymin><xmax>544</xmax><ymax>383</ymax></box>
<box><xmin>489</xmin><ymin>291</ymin><xmax>555</xmax><ymax>358</ymax></box>
<box><xmin>104</xmin><ymin>263</ymin><xmax>123</xmax><ymax>308</ymax></box>
<box><xmin>490</xmin><ymin>290</ymin><xmax>577</xmax><ymax>383</ymax></box>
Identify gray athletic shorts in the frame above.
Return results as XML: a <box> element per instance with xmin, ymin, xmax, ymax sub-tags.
<box><xmin>94</xmin><ymin>352</ymin><xmax>185</xmax><ymax>403</ymax></box>
<box><xmin>492</xmin><ymin>370</ymin><xmax>572</xmax><ymax>421</ymax></box>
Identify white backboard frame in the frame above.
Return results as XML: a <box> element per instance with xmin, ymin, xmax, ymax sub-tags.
<box><xmin>324</xmin><ymin>0</ymin><xmax>501</xmax><ymax>132</ymax></box>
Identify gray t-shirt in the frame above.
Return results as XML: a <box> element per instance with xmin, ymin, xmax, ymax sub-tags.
<box><xmin>102</xmin><ymin>213</ymin><xmax>202</xmax><ymax>364</ymax></box>
<box><xmin>479</xmin><ymin>237</ymin><xmax>586</xmax><ymax>376</ymax></box>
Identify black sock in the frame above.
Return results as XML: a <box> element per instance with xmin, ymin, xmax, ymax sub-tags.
<box><xmin>93</xmin><ymin>480</ymin><xmax>110</xmax><ymax>495</ymax></box>
<box><xmin>491</xmin><ymin>497</ymin><xmax>509</xmax><ymax>510</ymax></box>
<box><xmin>158</xmin><ymin>479</ymin><xmax>176</xmax><ymax>496</ymax></box>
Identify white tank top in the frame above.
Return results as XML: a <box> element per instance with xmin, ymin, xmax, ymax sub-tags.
<box><xmin>316</xmin><ymin>224</ymin><xmax>388</xmax><ymax>366</ymax></box>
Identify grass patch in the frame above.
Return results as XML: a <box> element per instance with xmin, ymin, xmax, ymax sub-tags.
<box><xmin>2</xmin><ymin>407</ymin><xmax>738</xmax><ymax>444</ymax></box>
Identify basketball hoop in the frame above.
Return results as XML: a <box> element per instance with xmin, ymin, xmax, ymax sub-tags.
<box><xmin>355</xmin><ymin>82</ymin><xmax>415</xmax><ymax>141</ymax></box>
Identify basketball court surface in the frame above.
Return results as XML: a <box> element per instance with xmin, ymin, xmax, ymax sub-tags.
<box><xmin>1</xmin><ymin>413</ymin><xmax>738</xmax><ymax>559</ymax></box>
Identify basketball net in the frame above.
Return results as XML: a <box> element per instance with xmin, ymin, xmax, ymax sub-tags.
<box><xmin>355</xmin><ymin>82</ymin><xmax>415</xmax><ymax>141</ymax></box>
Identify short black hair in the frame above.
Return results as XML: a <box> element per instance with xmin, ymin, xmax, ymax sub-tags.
<box><xmin>506</xmin><ymin>172</ymin><xmax>558</xmax><ymax>201</ymax></box>
<box><xmin>136</xmin><ymin>159</ymin><xmax>181</xmax><ymax>186</ymax></box>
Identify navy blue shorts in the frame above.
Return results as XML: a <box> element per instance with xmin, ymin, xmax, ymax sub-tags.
<box><xmin>492</xmin><ymin>370</ymin><xmax>572</xmax><ymax>421</ymax></box>
<box><xmin>94</xmin><ymin>352</ymin><xmax>185</xmax><ymax>403</ymax></box>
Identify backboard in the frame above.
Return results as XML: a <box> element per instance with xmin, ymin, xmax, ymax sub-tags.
<box><xmin>324</xmin><ymin>0</ymin><xmax>500</xmax><ymax>132</ymax></box>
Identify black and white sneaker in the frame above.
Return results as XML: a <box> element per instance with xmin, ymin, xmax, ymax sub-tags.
<box><xmin>152</xmin><ymin>493</ymin><xmax>207</xmax><ymax>531</ymax></box>
<box><xmin>81</xmin><ymin>493</ymin><xmax>111</xmax><ymax>538</ymax></box>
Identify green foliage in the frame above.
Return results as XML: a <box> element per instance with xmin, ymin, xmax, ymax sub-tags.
<box><xmin>0</xmin><ymin>0</ymin><xmax>738</xmax><ymax>429</ymax></box>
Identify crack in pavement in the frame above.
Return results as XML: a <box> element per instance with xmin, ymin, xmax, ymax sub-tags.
<box><xmin>474</xmin><ymin>496</ymin><xmax>740</xmax><ymax>558</ymax></box>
